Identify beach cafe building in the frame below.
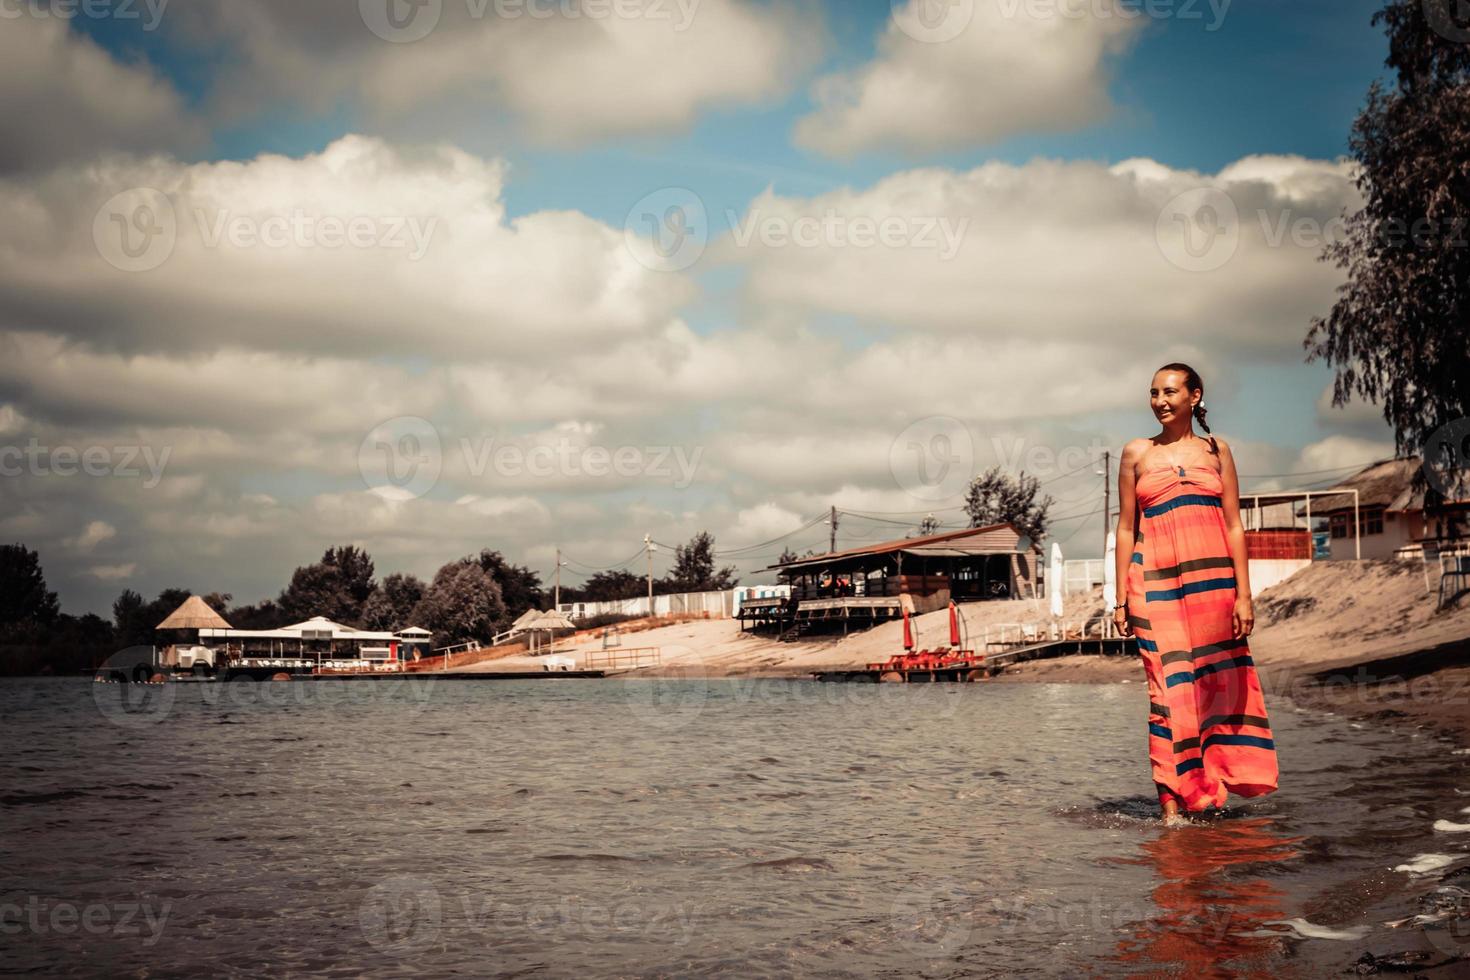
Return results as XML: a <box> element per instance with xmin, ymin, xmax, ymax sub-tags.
<box><xmin>1294</xmin><ymin>456</ymin><xmax>1470</xmax><ymax>562</ymax></box>
<box><xmin>199</xmin><ymin>617</ymin><xmax>433</xmax><ymax>672</ymax></box>
<box><xmin>743</xmin><ymin>523</ymin><xmax>1045</xmax><ymax>637</ymax></box>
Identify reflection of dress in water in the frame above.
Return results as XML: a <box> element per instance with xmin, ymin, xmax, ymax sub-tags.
<box><xmin>1128</xmin><ymin>461</ymin><xmax>1279</xmax><ymax>811</ymax></box>
<box><xmin>1108</xmin><ymin>817</ymin><xmax>1301</xmax><ymax>976</ymax></box>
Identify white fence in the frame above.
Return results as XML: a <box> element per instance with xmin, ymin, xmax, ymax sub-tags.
<box><xmin>558</xmin><ymin>585</ymin><xmax>791</xmax><ymax>622</ymax></box>
<box><xmin>1062</xmin><ymin>559</ymin><xmax>1104</xmax><ymax>596</ymax></box>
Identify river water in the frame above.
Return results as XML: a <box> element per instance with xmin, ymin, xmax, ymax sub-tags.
<box><xmin>2</xmin><ymin>676</ymin><xmax>1468</xmax><ymax>977</ymax></box>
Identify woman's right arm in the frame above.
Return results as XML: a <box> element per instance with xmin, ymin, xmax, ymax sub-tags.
<box><xmin>1113</xmin><ymin>441</ymin><xmax>1142</xmax><ymax>622</ymax></box>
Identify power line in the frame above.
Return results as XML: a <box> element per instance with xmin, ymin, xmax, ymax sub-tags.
<box><xmin>1239</xmin><ymin>459</ymin><xmax>1381</xmax><ymax>480</ymax></box>
<box><xmin>712</xmin><ymin>513</ymin><xmax>830</xmax><ymax>556</ymax></box>
<box><xmin>561</xmin><ymin>546</ymin><xmax>648</xmax><ymax>573</ymax></box>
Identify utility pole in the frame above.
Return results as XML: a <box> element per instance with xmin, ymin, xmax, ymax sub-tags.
<box><xmin>554</xmin><ymin>547</ymin><xmax>563</xmax><ymax>610</ymax></box>
<box><xmin>827</xmin><ymin>505</ymin><xmax>839</xmax><ymax>554</ymax></box>
<box><xmin>644</xmin><ymin>534</ymin><xmax>655</xmax><ymax>617</ymax></box>
<box><xmin>1102</xmin><ymin>450</ymin><xmax>1111</xmax><ymax>564</ymax></box>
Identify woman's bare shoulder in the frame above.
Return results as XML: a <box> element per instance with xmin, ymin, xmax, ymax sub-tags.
<box><xmin>1120</xmin><ymin>437</ymin><xmax>1153</xmax><ymax>460</ymax></box>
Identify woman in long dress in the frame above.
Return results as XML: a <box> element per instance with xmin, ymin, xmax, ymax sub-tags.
<box><xmin>1113</xmin><ymin>363</ymin><xmax>1279</xmax><ymax>824</ymax></box>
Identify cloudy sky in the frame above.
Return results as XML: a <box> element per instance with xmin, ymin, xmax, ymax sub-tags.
<box><xmin>0</xmin><ymin>0</ymin><xmax>1403</xmax><ymax>615</ymax></box>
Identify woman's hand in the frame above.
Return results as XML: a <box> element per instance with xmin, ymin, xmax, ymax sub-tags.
<box><xmin>1112</xmin><ymin>601</ymin><xmax>1132</xmax><ymax>637</ymax></box>
<box><xmin>1232</xmin><ymin>596</ymin><xmax>1255</xmax><ymax>639</ymax></box>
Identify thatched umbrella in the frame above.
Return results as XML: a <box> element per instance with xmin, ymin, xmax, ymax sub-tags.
<box><xmin>156</xmin><ymin>595</ymin><xmax>232</xmax><ymax>631</ymax></box>
<box><xmin>156</xmin><ymin>596</ymin><xmax>232</xmax><ymax>666</ymax></box>
<box><xmin>523</xmin><ymin>610</ymin><xmax>576</xmax><ymax>654</ymax></box>
<box><xmin>509</xmin><ymin>608</ymin><xmax>543</xmax><ymax>634</ymax></box>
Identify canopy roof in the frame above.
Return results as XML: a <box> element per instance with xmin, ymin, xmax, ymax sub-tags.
<box><xmin>156</xmin><ymin>595</ymin><xmax>232</xmax><ymax>630</ymax></box>
<box><xmin>201</xmin><ymin>615</ymin><xmax>396</xmax><ymax>641</ymax></box>
<box><xmin>768</xmin><ymin>522</ymin><xmax>1039</xmax><ymax>572</ymax></box>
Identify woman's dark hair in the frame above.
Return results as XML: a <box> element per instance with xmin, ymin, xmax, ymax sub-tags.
<box><xmin>1156</xmin><ymin>362</ymin><xmax>1219</xmax><ymax>455</ymax></box>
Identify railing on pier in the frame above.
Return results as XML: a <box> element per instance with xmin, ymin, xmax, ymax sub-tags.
<box><xmin>581</xmin><ymin>647</ymin><xmax>661</xmax><ymax>670</ymax></box>
<box><xmin>981</xmin><ymin>617</ymin><xmax>1114</xmax><ymax>652</ymax></box>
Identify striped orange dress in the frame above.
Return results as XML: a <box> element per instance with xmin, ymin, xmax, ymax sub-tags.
<box><xmin>1128</xmin><ymin>460</ymin><xmax>1278</xmax><ymax>811</ymax></box>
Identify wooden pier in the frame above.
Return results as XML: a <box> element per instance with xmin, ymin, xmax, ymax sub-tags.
<box><xmin>215</xmin><ymin>666</ymin><xmax>610</xmax><ymax>681</ymax></box>
<box><xmin>811</xmin><ymin>636</ymin><xmax>1136</xmax><ymax>682</ymax></box>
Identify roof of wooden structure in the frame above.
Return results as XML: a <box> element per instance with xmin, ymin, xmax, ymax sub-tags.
<box><xmin>1294</xmin><ymin>456</ymin><xmax>1469</xmax><ymax>515</ymax></box>
<box><xmin>767</xmin><ymin>522</ymin><xmax>1039</xmax><ymax>572</ymax></box>
<box><xmin>156</xmin><ymin>595</ymin><xmax>232</xmax><ymax>630</ymax></box>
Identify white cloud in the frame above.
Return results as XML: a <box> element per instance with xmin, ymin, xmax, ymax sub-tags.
<box><xmin>0</xmin><ymin>134</ymin><xmax>693</xmax><ymax>360</ymax></box>
<box><xmin>794</xmin><ymin>0</ymin><xmax>1141</xmax><ymax>156</ymax></box>
<box><xmin>720</xmin><ymin>154</ymin><xmax>1360</xmax><ymax>357</ymax></box>
<box><xmin>166</xmin><ymin>0</ymin><xmax>819</xmax><ymax>143</ymax></box>
<box><xmin>1297</xmin><ymin>435</ymin><xmax>1397</xmax><ymax>475</ymax></box>
<box><xmin>87</xmin><ymin>562</ymin><xmax>137</xmax><ymax>581</ymax></box>
<box><xmin>66</xmin><ymin>519</ymin><xmax>116</xmax><ymax>553</ymax></box>
<box><xmin>0</xmin><ymin>331</ymin><xmax>440</xmax><ymax>434</ymax></box>
<box><xmin>0</xmin><ymin>16</ymin><xmax>202</xmax><ymax>172</ymax></box>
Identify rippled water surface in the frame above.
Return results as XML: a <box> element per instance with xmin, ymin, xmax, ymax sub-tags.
<box><xmin>3</xmin><ymin>676</ymin><xmax>1468</xmax><ymax>977</ymax></box>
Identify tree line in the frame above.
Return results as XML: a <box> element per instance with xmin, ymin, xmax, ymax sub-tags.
<box><xmin>0</xmin><ymin>532</ymin><xmax>741</xmax><ymax>674</ymax></box>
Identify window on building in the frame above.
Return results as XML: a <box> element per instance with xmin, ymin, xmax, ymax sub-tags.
<box><xmin>1329</xmin><ymin>509</ymin><xmax>1386</xmax><ymax>538</ymax></box>
<box><xmin>1360</xmin><ymin>507</ymin><xmax>1384</xmax><ymax>535</ymax></box>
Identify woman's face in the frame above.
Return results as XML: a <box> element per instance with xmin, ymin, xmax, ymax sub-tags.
<box><xmin>1150</xmin><ymin>371</ymin><xmax>1199</xmax><ymax>426</ymax></box>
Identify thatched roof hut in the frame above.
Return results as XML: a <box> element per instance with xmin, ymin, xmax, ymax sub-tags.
<box><xmin>509</xmin><ymin>608</ymin><xmax>544</xmax><ymax>632</ymax></box>
<box><xmin>156</xmin><ymin>595</ymin><xmax>232</xmax><ymax>631</ymax></box>
<box><xmin>524</xmin><ymin>610</ymin><xmax>576</xmax><ymax>631</ymax></box>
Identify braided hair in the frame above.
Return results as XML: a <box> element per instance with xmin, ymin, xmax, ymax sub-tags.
<box><xmin>1157</xmin><ymin>362</ymin><xmax>1219</xmax><ymax>456</ymax></box>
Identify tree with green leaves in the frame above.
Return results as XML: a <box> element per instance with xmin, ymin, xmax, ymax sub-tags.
<box><xmin>361</xmin><ymin>573</ymin><xmax>427</xmax><ymax>631</ymax></box>
<box><xmin>573</xmin><ymin>569</ymin><xmax>645</xmax><ymax>602</ymax></box>
<box><xmin>963</xmin><ymin>467</ymin><xmax>1053</xmax><ymax>544</ymax></box>
<box><xmin>410</xmin><ymin>560</ymin><xmax>506</xmax><ymax>643</ymax></box>
<box><xmin>472</xmin><ymin>549</ymin><xmax>547</xmax><ymax>620</ymax></box>
<box><xmin>278</xmin><ymin>545</ymin><xmax>377</xmax><ymax>624</ymax></box>
<box><xmin>662</xmin><ymin>532</ymin><xmax>739</xmax><ymax>593</ymax></box>
<box><xmin>0</xmin><ymin>544</ymin><xmax>59</xmax><ymax>639</ymax></box>
<box><xmin>1306</xmin><ymin>0</ymin><xmax>1470</xmax><ymax>489</ymax></box>
<box><xmin>323</xmin><ymin>545</ymin><xmax>376</xmax><ymax>613</ymax></box>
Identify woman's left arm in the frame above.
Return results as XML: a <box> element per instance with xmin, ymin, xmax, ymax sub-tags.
<box><xmin>1217</xmin><ymin>439</ymin><xmax>1254</xmax><ymax>639</ymax></box>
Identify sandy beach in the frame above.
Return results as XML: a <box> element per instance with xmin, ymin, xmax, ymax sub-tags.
<box><xmin>468</xmin><ymin>558</ymin><xmax>1470</xmax><ymax>744</ymax></box>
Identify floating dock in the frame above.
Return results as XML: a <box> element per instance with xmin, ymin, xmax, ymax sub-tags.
<box><xmin>811</xmin><ymin>636</ymin><xmax>1136</xmax><ymax>682</ymax></box>
<box><xmin>222</xmin><ymin>667</ymin><xmax>610</xmax><ymax>681</ymax></box>
<box><xmin>99</xmin><ymin>666</ymin><xmax>611</xmax><ymax>683</ymax></box>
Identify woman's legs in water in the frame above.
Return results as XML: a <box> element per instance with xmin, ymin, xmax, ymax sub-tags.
<box><xmin>1157</xmin><ymin>785</ymin><xmax>1188</xmax><ymax>826</ymax></box>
